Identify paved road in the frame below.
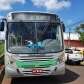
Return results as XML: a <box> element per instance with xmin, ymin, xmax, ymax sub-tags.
<box><xmin>11</xmin><ymin>65</ymin><xmax>84</xmax><ymax>84</ymax></box>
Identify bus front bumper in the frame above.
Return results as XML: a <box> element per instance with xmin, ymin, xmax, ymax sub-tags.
<box><xmin>5</xmin><ymin>63</ymin><xmax>65</xmax><ymax>77</ymax></box>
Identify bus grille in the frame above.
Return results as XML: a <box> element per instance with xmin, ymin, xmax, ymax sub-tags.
<box><xmin>16</xmin><ymin>56</ymin><xmax>57</xmax><ymax>68</ymax></box>
<box><xmin>16</xmin><ymin>56</ymin><xmax>57</xmax><ymax>75</ymax></box>
<box><xmin>22</xmin><ymin>70</ymin><xmax>50</xmax><ymax>75</ymax></box>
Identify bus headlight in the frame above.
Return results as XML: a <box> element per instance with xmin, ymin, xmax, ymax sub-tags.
<box><xmin>6</xmin><ymin>53</ymin><xmax>17</xmax><ymax>64</ymax></box>
<box><xmin>10</xmin><ymin>55</ymin><xmax>18</xmax><ymax>64</ymax></box>
<box><xmin>10</xmin><ymin>56</ymin><xmax>16</xmax><ymax>64</ymax></box>
<box><xmin>8</xmin><ymin>55</ymin><xmax>17</xmax><ymax>64</ymax></box>
<box><xmin>58</xmin><ymin>55</ymin><xmax>65</xmax><ymax>63</ymax></box>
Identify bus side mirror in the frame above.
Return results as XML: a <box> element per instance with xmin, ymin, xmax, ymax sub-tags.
<box><xmin>0</xmin><ymin>20</ymin><xmax>4</xmax><ymax>31</ymax></box>
<box><xmin>61</xmin><ymin>22</ymin><xmax>65</xmax><ymax>32</ymax></box>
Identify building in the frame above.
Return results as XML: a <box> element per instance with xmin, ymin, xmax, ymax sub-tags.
<box><xmin>64</xmin><ymin>32</ymin><xmax>84</xmax><ymax>50</ymax></box>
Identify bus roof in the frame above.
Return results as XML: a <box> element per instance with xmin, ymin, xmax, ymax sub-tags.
<box><xmin>7</xmin><ymin>11</ymin><xmax>58</xmax><ymax>17</ymax></box>
<box><xmin>6</xmin><ymin>11</ymin><xmax>60</xmax><ymax>23</ymax></box>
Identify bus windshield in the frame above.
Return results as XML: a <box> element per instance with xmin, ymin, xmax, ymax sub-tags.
<box><xmin>7</xmin><ymin>22</ymin><xmax>63</xmax><ymax>54</ymax></box>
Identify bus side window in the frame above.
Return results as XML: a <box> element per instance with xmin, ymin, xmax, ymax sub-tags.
<box><xmin>0</xmin><ymin>20</ymin><xmax>4</xmax><ymax>31</ymax></box>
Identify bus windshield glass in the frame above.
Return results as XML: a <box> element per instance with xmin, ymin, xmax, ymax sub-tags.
<box><xmin>7</xmin><ymin>22</ymin><xmax>63</xmax><ymax>54</ymax></box>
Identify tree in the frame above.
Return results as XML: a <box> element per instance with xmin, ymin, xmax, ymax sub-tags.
<box><xmin>75</xmin><ymin>23</ymin><xmax>84</xmax><ymax>43</ymax></box>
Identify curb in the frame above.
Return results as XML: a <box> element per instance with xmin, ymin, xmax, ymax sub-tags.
<box><xmin>0</xmin><ymin>54</ymin><xmax>5</xmax><ymax>84</ymax></box>
<box><xmin>0</xmin><ymin>65</ymin><xmax>5</xmax><ymax>84</ymax></box>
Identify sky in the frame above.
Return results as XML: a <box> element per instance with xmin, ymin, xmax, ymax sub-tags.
<box><xmin>0</xmin><ymin>0</ymin><xmax>84</xmax><ymax>32</ymax></box>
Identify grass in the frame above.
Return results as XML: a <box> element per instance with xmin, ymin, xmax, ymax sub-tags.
<box><xmin>0</xmin><ymin>42</ymin><xmax>4</xmax><ymax>58</ymax></box>
<box><xmin>0</xmin><ymin>42</ymin><xmax>4</xmax><ymax>64</ymax></box>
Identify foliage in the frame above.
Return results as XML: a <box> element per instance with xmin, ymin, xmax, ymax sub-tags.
<box><xmin>0</xmin><ymin>42</ymin><xmax>4</xmax><ymax>57</ymax></box>
<box><xmin>75</xmin><ymin>23</ymin><xmax>84</xmax><ymax>42</ymax></box>
<box><xmin>79</xmin><ymin>32</ymin><xmax>84</xmax><ymax>42</ymax></box>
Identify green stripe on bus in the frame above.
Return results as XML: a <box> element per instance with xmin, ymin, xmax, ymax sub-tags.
<box><xmin>16</xmin><ymin>59</ymin><xmax>57</xmax><ymax>68</ymax></box>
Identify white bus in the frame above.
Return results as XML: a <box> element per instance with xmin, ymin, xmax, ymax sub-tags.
<box><xmin>0</xmin><ymin>11</ymin><xmax>65</xmax><ymax>77</ymax></box>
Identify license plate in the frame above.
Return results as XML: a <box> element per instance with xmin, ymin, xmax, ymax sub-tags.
<box><xmin>32</xmin><ymin>69</ymin><xmax>43</xmax><ymax>74</ymax></box>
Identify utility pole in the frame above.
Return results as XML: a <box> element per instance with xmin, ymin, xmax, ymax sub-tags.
<box><xmin>68</xmin><ymin>27</ymin><xmax>71</xmax><ymax>48</ymax></box>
